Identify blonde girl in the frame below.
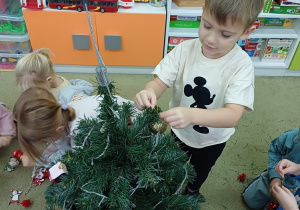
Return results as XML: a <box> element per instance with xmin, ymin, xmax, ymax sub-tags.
<box><xmin>15</xmin><ymin>48</ymin><xmax>71</xmax><ymax>99</ymax></box>
<box><xmin>14</xmin><ymin>49</ymin><xmax>94</xmax><ymax>104</ymax></box>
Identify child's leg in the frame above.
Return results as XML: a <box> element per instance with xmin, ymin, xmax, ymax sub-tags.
<box><xmin>242</xmin><ymin>170</ymin><xmax>271</xmax><ymax>209</ymax></box>
<box><xmin>186</xmin><ymin>142</ymin><xmax>226</xmax><ymax>192</ymax></box>
<box><xmin>171</xmin><ymin>131</ymin><xmax>226</xmax><ymax>193</ymax></box>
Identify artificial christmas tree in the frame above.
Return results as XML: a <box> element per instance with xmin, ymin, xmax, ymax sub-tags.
<box><xmin>44</xmin><ymin>4</ymin><xmax>200</xmax><ymax>209</ymax></box>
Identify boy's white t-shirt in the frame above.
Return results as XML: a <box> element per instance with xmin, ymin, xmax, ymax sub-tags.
<box><xmin>153</xmin><ymin>38</ymin><xmax>254</xmax><ymax>149</ymax></box>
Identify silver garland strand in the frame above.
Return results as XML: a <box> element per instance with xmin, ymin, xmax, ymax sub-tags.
<box><xmin>84</xmin><ymin>2</ymin><xmax>112</xmax><ymax>99</ymax></box>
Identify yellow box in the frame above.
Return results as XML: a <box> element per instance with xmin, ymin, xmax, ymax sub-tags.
<box><xmin>172</xmin><ymin>0</ymin><xmax>204</xmax><ymax>7</ymax></box>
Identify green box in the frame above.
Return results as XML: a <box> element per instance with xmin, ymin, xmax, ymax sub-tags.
<box><xmin>270</xmin><ymin>3</ymin><xmax>300</xmax><ymax>14</ymax></box>
<box><xmin>263</xmin><ymin>0</ymin><xmax>273</xmax><ymax>13</ymax></box>
<box><xmin>169</xmin><ymin>20</ymin><xmax>200</xmax><ymax>28</ymax></box>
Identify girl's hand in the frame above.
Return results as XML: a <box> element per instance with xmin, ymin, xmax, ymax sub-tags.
<box><xmin>271</xmin><ymin>185</ymin><xmax>298</xmax><ymax>210</ymax></box>
<box><xmin>135</xmin><ymin>90</ymin><xmax>157</xmax><ymax>111</ymax></box>
<box><xmin>275</xmin><ymin>159</ymin><xmax>300</xmax><ymax>178</ymax></box>
<box><xmin>20</xmin><ymin>153</ymin><xmax>36</xmax><ymax>167</ymax></box>
<box><xmin>159</xmin><ymin>107</ymin><xmax>193</xmax><ymax>129</ymax></box>
<box><xmin>0</xmin><ymin>135</ymin><xmax>13</xmax><ymax>147</ymax></box>
<box><xmin>269</xmin><ymin>178</ymin><xmax>281</xmax><ymax>205</ymax></box>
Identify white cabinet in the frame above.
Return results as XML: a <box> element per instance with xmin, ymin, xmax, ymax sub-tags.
<box><xmin>164</xmin><ymin>0</ymin><xmax>300</xmax><ymax>76</ymax></box>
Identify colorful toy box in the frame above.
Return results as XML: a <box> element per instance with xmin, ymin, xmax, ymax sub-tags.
<box><xmin>259</xmin><ymin>17</ymin><xmax>295</xmax><ymax>26</ymax></box>
<box><xmin>168</xmin><ymin>36</ymin><xmax>195</xmax><ymax>53</ymax></box>
<box><xmin>260</xmin><ymin>38</ymin><xmax>293</xmax><ymax>62</ymax></box>
<box><xmin>0</xmin><ymin>33</ymin><xmax>32</xmax><ymax>54</ymax></box>
<box><xmin>270</xmin><ymin>2</ymin><xmax>300</xmax><ymax>14</ymax></box>
<box><xmin>244</xmin><ymin>38</ymin><xmax>265</xmax><ymax>57</ymax></box>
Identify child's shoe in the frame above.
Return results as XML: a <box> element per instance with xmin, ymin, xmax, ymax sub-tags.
<box><xmin>183</xmin><ymin>187</ymin><xmax>206</xmax><ymax>203</ymax></box>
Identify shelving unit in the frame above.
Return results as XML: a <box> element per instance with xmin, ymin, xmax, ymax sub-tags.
<box><xmin>165</xmin><ymin>0</ymin><xmax>300</xmax><ymax>76</ymax></box>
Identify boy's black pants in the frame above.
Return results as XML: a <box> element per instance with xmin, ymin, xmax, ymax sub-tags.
<box><xmin>171</xmin><ymin>130</ymin><xmax>226</xmax><ymax>192</ymax></box>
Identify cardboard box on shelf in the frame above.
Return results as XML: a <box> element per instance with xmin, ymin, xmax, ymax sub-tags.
<box><xmin>169</xmin><ymin>20</ymin><xmax>200</xmax><ymax>28</ymax></box>
<box><xmin>261</xmin><ymin>38</ymin><xmax>293</xmax><ymax>62</ymax></box>
<box><xmin>270</xmin><ymin>2</ymin><xmax>300</xmax><ymax>14</ymax></box>
<box><xmin>172</xmin><ymin>0</ymin><xmax>204</xmax><ymax>7</ymax></box>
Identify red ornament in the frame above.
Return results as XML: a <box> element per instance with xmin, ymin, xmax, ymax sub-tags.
<box><xmin>266</xmin><ymin>202</ymin><xmax>278</xmax><ymax>210</ymax></box>
<box><xmin>21</xmin><ymin>199</ymin><xmax>31</xmax><ymax>208</ymax></box>
<box><xmin>13</xmin><ymin>149</ymin><xmax>23</xmax><ymax>159</ymax></box>
<box><xmin>238</xmin><ymin>173</ymin><xmax>246</xmax><ymax>182</ymax></box>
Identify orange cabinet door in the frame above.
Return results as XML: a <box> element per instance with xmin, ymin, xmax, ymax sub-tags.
<box><xmin>95</xmin><ymin>12</ymin><xmax>165</xmax><ymax>67</ymax></box>
<box><xmin>23</xmin><ymin>9</ymin><xmax>98</xmax><ymax>65</ymax></box>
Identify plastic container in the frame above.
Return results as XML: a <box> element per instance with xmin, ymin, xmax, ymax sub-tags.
<box><xmin>0</xmin><ymin>16</ymin><xmax>27</xmax><ymax>35</ymax></box>
<box><xmin>0</xmin><ymin>53</ymin><xmax>23</xmax><ymax>69</ymax></box>
<box><xmin>0</xmin><ymin>0</ymin><xmax>23</xmax><ymax>17</ymax></box>
<box><xmin>0</xmin><ymin>33</ymin><xmax>32</xmax><ymax>54</ymax></box>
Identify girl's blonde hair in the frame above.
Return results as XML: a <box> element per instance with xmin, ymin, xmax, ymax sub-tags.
<box><xmin>15</xmin><ymin>48</ymin><xmax>55</xmax><ymax>90</ymax></box>
<box><xmin>13</xmin><ymin>87</ymin><xmax>76</xmax><ymax>161</ymax></box>
<box><xmin>205</xmin><ymin>0</ymin><xmax>264</xmax><ymax>30</ymax></box>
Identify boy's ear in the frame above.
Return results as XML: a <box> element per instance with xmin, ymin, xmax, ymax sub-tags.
<box><xmin>239</xmin><ymin>25</ymin><xmax>256</xmax><ymax>40</ymax></box>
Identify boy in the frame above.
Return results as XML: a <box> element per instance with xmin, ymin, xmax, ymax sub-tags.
<box><xmin>243</xmin><ymin>129</ymin><xmax>300</xmax><ymax>209</ymax></box>
<box><xmin>135</xmin><ymin>0</ymin><xmax>264</xmax><ymax>200</ymax></box>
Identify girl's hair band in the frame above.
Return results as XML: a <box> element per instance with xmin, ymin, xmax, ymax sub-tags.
<box><xmin>61</xmin><ymin>105</ymin><xmax>68</xmax><ymax>110</ymax></box>
<box><xmin>35</xmin><ymin>49</ymin><xmax>40</xmax><ymax>53</ymax></box>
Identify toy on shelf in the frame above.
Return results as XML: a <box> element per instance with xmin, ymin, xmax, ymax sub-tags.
<box><xmin>48</xmin><ymin>0</ymin><xmax>127</xmax><ymax>12</ymax></box>
<box><xmin>21</xmin><ymin>0</ymin><xmax>47</xmax><ymax>10</ymax></box>
<box><xmin>149</xmin><ymin>0</ymin><xmax>166</xmax><ymax>7</ymax></box>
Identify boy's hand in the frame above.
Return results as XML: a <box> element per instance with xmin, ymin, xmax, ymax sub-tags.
<box><xmin>275</xmin><ymin>159</ymin><xmax>300</xmax><ymax>178</ymax></box>
<box><xmin>135</xmin><ymin>90</ymin><xmax>157</xmax><ymax>111</ymax></box>
<box><xmin>271</xmin><ymin>185</ymin><xmax>298</xmax><ymax>210</ymax></box>
<box><xmin>0</xmin><ymin>135</ymin><xmax>13</xmax><ymax>147</ymax></box>
<box><xmin>159</xmin><ymin>107</ymin><xmax>192</xmax><ymax>129</ymax></box>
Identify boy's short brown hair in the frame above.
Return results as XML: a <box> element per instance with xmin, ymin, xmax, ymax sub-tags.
<box><xmin>204</xmin><ymin>0</ymin><xmax>264</xmax><ymax>30</ymax></box>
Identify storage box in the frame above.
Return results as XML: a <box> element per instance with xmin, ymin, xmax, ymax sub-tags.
<box><xmin>0</xmin><ymin>0</ymin><xmax>23</xmax><ymax>17</ymax></box>
<box><xmin>172</xmin><ymin>0</ymin><xmax>204</xmax><ymax>7</ymax></box>
<box><xmin>0</xmin><ymin>33</ymin><xmax>32</xmax><ymax>54</ymax></box>
<box><xmin>0</xmin><ymin>17</ymin><xmax>27</xmax><ymax>35</ymax></box>
<box><xmin>261</xmin><ymin>38</ymin><xmax>293</xmax><ymax>62</ymax></box>
<box><xmin>0</xmin><ymin>53</ymin><xmax>22</xmax><ymax>69</ymax></box>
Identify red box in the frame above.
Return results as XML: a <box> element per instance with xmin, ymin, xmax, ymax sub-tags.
<box><xmin>169</xmin><ymin>37</ymin><xmax>194</xmax><ymax>45</ymax></box>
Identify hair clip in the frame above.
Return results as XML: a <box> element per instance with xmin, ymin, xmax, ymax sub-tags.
<box><xmin>35</xmin><ymin>49</ymin><xmax>40</xmax><ymax>53</ymax></box>
<box><xmin>61</xmin><ymin>104</ymin><xmax>68</xmax><ymax>110</ymax></box>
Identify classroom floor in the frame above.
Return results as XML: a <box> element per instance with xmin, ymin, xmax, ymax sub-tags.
<box><xmin>1</xmin><ymin>71</ymin><xmax>300</xmax><ymax>210</ymax></box>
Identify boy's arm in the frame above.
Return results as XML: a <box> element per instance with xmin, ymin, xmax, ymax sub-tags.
<box><xmin>160</xmin><ymin>103</ymin><xmax>244</xmax><ymax>129</ymax></box>
<box><xmin>135</xmin><ymin>76</ymin><xmax>167</xmax><ymax>110</ymax></box>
